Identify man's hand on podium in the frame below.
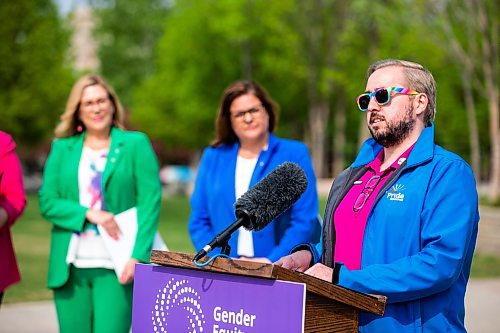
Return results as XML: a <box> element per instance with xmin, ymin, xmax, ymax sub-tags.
<box><xmin>305</xmin><ymin>263</ymin><xmax>334</xmax><ymax>283</ymax></box>
<box><xmin>276</xmin><ymin>251</ymin><xmax>334</xmax><ymax>283</ymax></box>
<box><xmin>274</xmin><ymin>250</ymin><xmax>312</xmax><ymax>272</ymax></box>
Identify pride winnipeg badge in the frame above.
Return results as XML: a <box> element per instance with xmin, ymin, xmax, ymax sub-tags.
<box><xmin>386</xmin><ymin>183</ymin><xmax>406</xmax><ymax>202</ymax></box>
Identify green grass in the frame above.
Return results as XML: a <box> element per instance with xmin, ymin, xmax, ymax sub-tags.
<box><xmin>479</xmin><ymin>195</ymin><xmax>500</xmax><ymax>207</ymax></box>
<box><xmin>157</xmin><ymin>195</ymin><xmax>195</xmax><ymax>254</ymax></box>
<box><xmin>4</xmin><ymin>194</ymin><xmax>500</xmax><ymax>304</ymax></box>
<box><xmin>469</xmin><ymin>255</ymin><xmax>500</xmax><ymax>278</ymax></box>
<box><xmin>5</xmin><ymin>194</ymin><xmax>194</xmax><ymax>304</ymax></box>
<box><xmin>6</xmin><ymin>196</ymin><xmax>52</xmax><ymax>303</ymax></box>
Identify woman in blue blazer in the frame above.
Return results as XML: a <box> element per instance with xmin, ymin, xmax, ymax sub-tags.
<box><xmin>188</xmin><ymin>80</ymin><xmax>319</xmax><ymax>263</ymax></box>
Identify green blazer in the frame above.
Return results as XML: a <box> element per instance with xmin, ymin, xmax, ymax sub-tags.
<box><xmin>39</xmin><ymin>127</ymin><xmax>161</xmax><ymax>289</ymax></box>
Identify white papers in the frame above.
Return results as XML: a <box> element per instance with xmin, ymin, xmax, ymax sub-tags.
<box><xmin>98</xmin><ymin>207</ymin><xmax>168</xmax><ymax>277</ymax></box>
<box><xmin>152</xmin><ymin>230</ymin><xmax>168</xmax><ymax>251</ymax></box>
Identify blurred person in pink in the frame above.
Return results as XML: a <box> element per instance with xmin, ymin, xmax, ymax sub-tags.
<box><xmin>0</xmin><ymin>131</ymin><xmax>27</xmax><ymax>306</ymax></box>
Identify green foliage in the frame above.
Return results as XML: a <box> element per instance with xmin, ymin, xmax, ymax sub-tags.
<box><xmin>0</xmin><ymin>0</ymin><xmax>493</xmax><ymax>175</ymax></box>
<box><xmin>131</xmin><ymin>0</ymin><xmax>310</xmax><ymax>151</ymax></box>
<box><xmin>91</xmin><ymin>0</ymin><xmax>171</xmax><ymax>107</ymax></box>
<box><xmin>131</xmin><ymin>0</ymin><xmax>230</xmax><ymax>149</ymax></box>
<box><xmin>0</xmin><ymin>0</ymin><xmax>73</xmax><ymax>153</ymax></box>
<box><xmin>89</xmin><ymin>0</ymin><xmax>494</xmax><ymax>174</ymax></box>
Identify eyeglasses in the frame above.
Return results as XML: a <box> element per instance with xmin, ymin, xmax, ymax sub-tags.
<box><xmin>80</xmin><ymin>97</ymin><xmax>110</xmax><ymax>111</ymax></box>
<box><xmin>353</xmin><ymin>174</ymin><xmax>383</xmax><ymax>212</ymax></box>
<box><xmin>230</xmin><ymin>105</ymin><xmax>264</xmax><ymax>121</ymax></box>
<box><xmin>356</xmin><ymin>87</ymin><xmax>419</xmax><ymax>112</ymax></box>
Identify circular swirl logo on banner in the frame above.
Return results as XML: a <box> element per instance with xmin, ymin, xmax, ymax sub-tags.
<box><xmin>151</xmin><ymin>277</ymin><xmax>206</xmax><ymax>332</ymax></box>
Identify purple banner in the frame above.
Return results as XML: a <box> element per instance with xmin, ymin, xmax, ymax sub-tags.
<box><xmin>133</xmin><ymin>263</ymin><xmax>305</xmax><ymax>333</ymax></box>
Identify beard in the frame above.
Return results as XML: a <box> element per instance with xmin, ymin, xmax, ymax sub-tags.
<box><xmin>369</xmin><ymin>105</ymin><xmax>416</xmax><ymax>148</ymax></box>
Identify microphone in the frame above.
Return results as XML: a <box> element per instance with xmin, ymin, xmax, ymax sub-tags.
<box><xmin>193</xmin><ymin>162</ymin><xmax>308</xmax><ymax>261</ymax></box>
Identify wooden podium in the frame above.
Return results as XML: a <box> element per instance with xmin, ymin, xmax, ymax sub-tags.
<box><xmin>149</xmin><ymin>250</ymin><xmax>386</xmax><ymax>333</ymax></box>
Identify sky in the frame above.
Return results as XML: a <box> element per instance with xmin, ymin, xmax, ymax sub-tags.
<box><xmin>53</xmin><ymin>0</ymin><xmax>88</xmax><ymax>15</ymax></box>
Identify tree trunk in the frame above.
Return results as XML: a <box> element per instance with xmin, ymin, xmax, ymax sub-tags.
<box><xmin>487</xmin><ymin>95</ymin><xmax>500</xmax><ymax>200</ymax></box>
<box><xmin>298</xmin><ymin>0</ymin><xmax>347</xmax><ymax>178</ymax></box>
<box><xmin>358</xmin><ymin>8</ymin><xmax>379</xmax><ymax>151</ymax></box>
<box><xmin>309</xmin><ymin>100</ymin><xmax>329</xmax><ymax>178</ymax></box>
<box><xmin>461</xmin><ymin>70</ymin><xmax>481</xmax><ymax>180</ymax></box>
<box><xmin>333</xmin><ymin>94</ymin><xmax>346</xmax><ymax>176</ymax></box>
<box><xmin>475</xmin><ymin>0</ymin><xmax>499</xmax><ymax>201</ymax></box>
<box><xmin>240</xmin><ymin>40</ymin><xmax>252</xmax><ymax>79</ymax></box>
<box><xmin>485</xmin><ymin>84</ymin><xmax>500</xmax><ymax>200</ymax></box>
<box><xmin>357</xmin><ymin>114</ymin><xmax>370</xmax><ymax>150</ymax></box>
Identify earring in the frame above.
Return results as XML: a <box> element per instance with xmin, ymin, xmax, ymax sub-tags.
<box><xmin>77</xmin><ymin>125</ymin><xmax>83</xmax><ymax>133</ymax></box>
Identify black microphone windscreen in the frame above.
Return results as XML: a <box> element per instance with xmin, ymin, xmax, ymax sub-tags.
<box><xmin>234</xmin><ymin>162</ymin><xmax>308</xmax><ymax>231</ymax></box>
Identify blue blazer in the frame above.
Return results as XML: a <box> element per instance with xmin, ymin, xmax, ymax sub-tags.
<box><xmin>188</xmin><ymin>134</ymin><xmax>319</xmax><ymax>262</ymax></box>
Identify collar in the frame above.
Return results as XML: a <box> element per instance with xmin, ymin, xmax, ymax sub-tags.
<box><xmin>109</xmin><ymin>126</ymin><xmax>125</xmax><ymax>147</ymax></box>
<box><xmin>63</xmin><ymin>126</ymin><xmax>124</xmax><ymax>148</ymax></box>
<box><xmin>228</xmin><ymin>132</ymin><xmax>277</xmax><ymax>154</ymax></box>
<box><xmin>227</xmin><ymin>132</ymin><xmax>276</xmax><ymax>185</ymax></box>
<box><xmin>366</xmin><ymin>149</ymin><xmax>384</xmax><ymax>172</ymax></box>
<box><xmin>352</xmin><ymin>122</ymin><xmax>435</xmax><ymax>169</ymax></box>
<box><xmin>367</xmin><ymin>143</ymin><xmax>415</xmax><ymax>173</ymax></box>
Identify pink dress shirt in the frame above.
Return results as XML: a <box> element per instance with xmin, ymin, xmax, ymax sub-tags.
<box><xmin>333</xmin><ymin>145</ymin><xmax>414</xmax><ymax>270</ymax></box>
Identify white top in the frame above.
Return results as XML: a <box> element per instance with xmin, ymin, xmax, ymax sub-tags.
<box><xmin>235</xmin><ymin>155</ymin><xmax>258</xmax><ymax>257</ymax></box>
<box><xmin>66</xmin><ymin>146</ymin><xmax>113</xmax><ymax>269</ymax></box>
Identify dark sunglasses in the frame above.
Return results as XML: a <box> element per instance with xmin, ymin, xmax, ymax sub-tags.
<box><xmin>356</xmin><ymin>87</ymin><xmax>419</xmax><ymax>112</ymax></box>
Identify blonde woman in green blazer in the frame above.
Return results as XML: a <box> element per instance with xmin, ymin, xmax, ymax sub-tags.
<box><xmin>39</xmin><ymin>74</ymin><xmax>161</xmax><ymax>333</ymax></box>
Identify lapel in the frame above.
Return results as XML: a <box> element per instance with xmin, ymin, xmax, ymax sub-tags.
<box><xmin>249</xmin><ymin>133</ymin><xmax>276</xmax><ymax>186</ymax></box>
<box><xmin>102</xmin><ymin>127</ymin><xmax>125</xmax><ymax>189</ymax></box>
<box><xmin>225</xmin><ymin>142</ymin><xmax>239</xmax><ymax>203</ymax></box>
<box><xmin>63</xmin><ymin>134</ymin><xmax>85</xmax><ymax>201</ymax></box>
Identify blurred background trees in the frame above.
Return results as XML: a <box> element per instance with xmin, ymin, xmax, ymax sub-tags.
<box><xmin>0</xmin><ymin>0</ymin><xmax>73</xmax><ymax>167</ymax></box>
<box><xmin>0</xmin><ymin>0</ymin><xmax>498</xmax><ymax>201</ymax></box>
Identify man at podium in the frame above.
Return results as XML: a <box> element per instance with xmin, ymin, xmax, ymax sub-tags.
<box><xmin>276</xmin><ymin>59</ymin><xmax>479</xmax><ymax>333</ymax></box>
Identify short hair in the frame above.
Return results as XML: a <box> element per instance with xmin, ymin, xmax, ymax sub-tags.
<box><xmin>211</xmin><ymin>80</ymin><xmax>279</xmax><ymax>146</ymax></box>
<box><xmin>367</xmin><ymin>59</ymin><xmax>437</xmax><ymax>124</ymax></box>
<box><xmin>54</xmin><ymin>74</ymin><xmax>126</xmax><ymax>138</ymax></box>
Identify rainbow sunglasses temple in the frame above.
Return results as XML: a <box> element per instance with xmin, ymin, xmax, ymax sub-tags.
<box><xmin>356</xmin><ymin>87</ymin><xmax>419</xmax><ymax>111</ymax></box>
